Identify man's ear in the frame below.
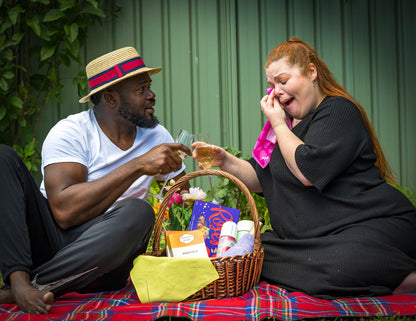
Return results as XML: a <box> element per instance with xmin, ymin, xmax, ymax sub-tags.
<box><xmin>103</xmin><ymin>89</ymin><xmax>119</xmax><ymax>107</ymax></box>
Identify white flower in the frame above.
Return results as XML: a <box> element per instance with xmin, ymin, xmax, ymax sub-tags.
<box><xmin>182</xmin><ymin>187</ymin><xmax>206</xmax><ymax>201</ymax></box>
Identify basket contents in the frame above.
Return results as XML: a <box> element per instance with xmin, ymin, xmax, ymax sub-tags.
<box><xmin>145</xmin><ymin>170</ymin><xmax>264</xmax><ymax>301</ymax></box>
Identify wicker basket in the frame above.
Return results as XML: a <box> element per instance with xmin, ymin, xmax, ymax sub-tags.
<box><xmin>146</xmin><ymin>169</ymin><xmax>264</xmax><ymax>301</ymax></box>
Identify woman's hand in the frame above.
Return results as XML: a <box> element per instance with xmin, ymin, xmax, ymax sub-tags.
<box><xmin>191</xmin><ymin>142</ymin><xmax>262</xmax><ymax>192</ymax></box>
<box><xmin>191</xmin><ymin>142</ymin><xmax>226</xmax><ymax>169</ymax></box>
<box><xmin>260</xmin><ymin>88</ymin><xmax>288</xmax><ymax>128</ymax></box>
<box><xmin>260</xmin><ymin>89</ymin><xmax>312</xmax><ymax>186</ymax></box>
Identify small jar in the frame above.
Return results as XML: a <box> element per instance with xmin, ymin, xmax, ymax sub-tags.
<box><xmin>216</xmin><ymin>221</ymin><xmax>237</xmax><ymax>256</ymax></box>
<box><xmin>236</xmin><ymin>220</ymin><xmax>254</xmax><ymax>241</ymax></box>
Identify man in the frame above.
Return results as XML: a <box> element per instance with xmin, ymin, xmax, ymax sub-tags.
<box><xmin>0</xmin><ymin>47</ymin><xmax>191</xmax><ymax>314</ymax></box>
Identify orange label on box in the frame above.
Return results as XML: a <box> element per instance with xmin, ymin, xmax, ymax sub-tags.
<box><xmin>165</xmin><ymin>230</ymin><xmax>208</xmax><ymax>258</ymax></box>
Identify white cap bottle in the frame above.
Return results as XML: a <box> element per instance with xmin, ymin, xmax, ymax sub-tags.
<box><xmin>216</xmin><ymin>221</ymin><xmax>237</xmax><ymax>256</ymax></box>
<box><xmin>236</xmin><ymin>220</ymin><xmax>254</xmax><ymax>241</ymax></box>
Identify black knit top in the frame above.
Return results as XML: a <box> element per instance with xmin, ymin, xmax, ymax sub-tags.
<box><xmin>249</xmin><ymin>96</ymin><xmax>416</xmax><ymax>298</ymax></box>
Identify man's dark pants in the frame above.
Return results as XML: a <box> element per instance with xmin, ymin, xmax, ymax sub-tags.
<box><xmin>0</xmin><ymin>145</ymin><xmax>155</xmax><ymax>297</ymax></box>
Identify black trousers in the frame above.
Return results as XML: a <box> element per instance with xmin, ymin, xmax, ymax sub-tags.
<box><xmin>0</xmin><ymin>145</ymin><xmax>155</xmax><ymax>297</ymax></box>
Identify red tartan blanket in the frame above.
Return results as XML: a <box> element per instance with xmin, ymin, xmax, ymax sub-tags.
<box><xmin>1</xmin><ymin>281</ymin><xmax>416</xmax><ymax>321</ymax></box>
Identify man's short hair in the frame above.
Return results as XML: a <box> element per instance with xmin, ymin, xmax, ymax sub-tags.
<box><xmin>90</xmin><ymin>91</ymin><xmax>102</xmax><ymax>105</ymax></box>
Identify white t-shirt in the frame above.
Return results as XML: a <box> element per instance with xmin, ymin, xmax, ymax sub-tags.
<box><xmin>40</xmin><ymin>109</ymin><xmax>184</xmax><ymax>211</ymax></box>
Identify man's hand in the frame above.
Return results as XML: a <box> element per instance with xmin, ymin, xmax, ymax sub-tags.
<box><xmin>139</xmin><ymin>143</ymin><xmax>191</xmax><ymax>176</ymax></box>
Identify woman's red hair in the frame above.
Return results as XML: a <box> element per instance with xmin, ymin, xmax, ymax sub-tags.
<box><xmin>265</xmin><ymin>37</ymin><xmax>396</xmax><ymax>184</ymax></box>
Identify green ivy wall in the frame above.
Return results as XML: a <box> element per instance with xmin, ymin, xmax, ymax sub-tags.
<box><xmin>38</xmin><ymin>0</ymin><xmax>416</xmax><ymax>188</ymax></box>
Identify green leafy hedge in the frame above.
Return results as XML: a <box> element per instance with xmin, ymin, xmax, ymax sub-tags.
<box><xmin>0</xmin><ymin>0</ymin><xmax>118</xmax><ymax>172</ymax></box>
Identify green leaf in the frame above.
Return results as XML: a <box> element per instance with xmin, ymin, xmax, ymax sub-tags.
<box><xmin>27</xmin><ymin>17</ymin><xmax>41</xmax><ymax>37</ymax></box>
<box><xmin>2</xmin><ymin>71</ymin><xmax>14</xmax><ymax>80</ymax></box>
<box><xmin>64</xmin><ymin>23</ymin><xmax>79</xmax><ymax>42</ymax></box>
<box><xmin>8</xmin><ymin>95</ymin><xmax>23</xmax><ymax>108</ymax></box>
<box><xmin>0</xmin><ymin>105</ymin><xmax>6</xmax><ymax>121</ymax></box>
<box><xmin>31</xmin><ymin>164</ymin><xmax>39</xmax><ymax>173</ymax></box>
<box><xmin>3</xmin><ymin>49</ymin><xmax>14</xmax><ymax>61</ymax></box>
<box><xmin>0</xmin><ymin>35</ymin><xmax>6</xmax><ymax>49</ymax></box>
<box><xmin>8</xmin><ymin>32</ymin><xmax>24</xmax><ymax>46</ymax></box>
<box><xmin>0</xmin><ymin>78</ymin><xmax>9</xmax><ymax>91</ymax></box>
<box><xmin>65</xmin><ymin>38</ymin><xmax>79</xmax><ymax>57</ymax></box>
<box><xmin>14</xmin><ymin>64</ymin><xmax>27</xmax><ymax>73</ymax></box>
<box><xmin>87</xmin><ymin>0</ymin><xmax>99</xmax><ymax>8</ymax></box>
<box><xmin>60</xmin><ymin>52</ymin><xmax>71</xmax><ymax>67</ymax></box>
<box><xmin>24</xmin><ymin>160</ymin><xmax>32</xmax><ymax>171</ymax></box>
<box><xmin>47</xmin><ymin>66</ymin><xmax>57</xmax><ymax>81</ymax></box>
<box><xmin>56</xmin><ymin>94</ymin><xmax>63</xmax><ymax>104</ymax></box>
<box><xmin>8</xmin><ymin>5</ymin><xmax>25</xmax><ymax>25</ymax></box>
<box><xmin>64</xmin><ymin>24</ymin><xmax>70</xmax><ymax>36</ymax></box>
<box><xmin>40</xmin><ymin>44</ymin><xmax>56</xmax><ymax>61</ymax></box>
<box><xmin>43</xmin><ymin>9</ymin><xmax>65</xmax><ymax>22</ymax></box>
<box><xmin>59</xmin><ymin>0</ymin><xmax>75</xmax><ymax>11</ymax></box>
<box><xmin>18</xmin><ymin>117</ymin><xmax>27</xmax><ymax>127</ymax></box>
<box><xmin>0</xmin><ymin>19</ymin><xmax>12</xmax><ymax>34</ymax></box>
<box><xmin>69</xmin><ymin>23</ymin><xmax>79</xmax><ymax>42</ymax></box>
<box><xmin>80</xmin><ymin>5</ymin><xmax>105</xmax><ymax>17</ymax></box>
<box><xmin>24</xmin><ymin>142</ymin><xmax>35</xmax><ymax>156</ymax></box>
<box><xmin>46</xmin><ymin>28</ymin><xmax>59</xmax><ymax>37</ymax></box>
<box><xmin>39</xmin><ymin>24</ymin><xmax>51</xmax><ymax>41</ymax></box>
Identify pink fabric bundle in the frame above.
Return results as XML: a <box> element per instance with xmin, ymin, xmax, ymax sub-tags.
<box><xmin>252</xmin><ymin>88</ymin><xmax>292</xmax><ymax>168</ymax></box>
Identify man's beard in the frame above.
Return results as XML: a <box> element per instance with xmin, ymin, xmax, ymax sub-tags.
<box><xmin>118</xmin><ymin>99</ymin><xmax>159</xmax><ymax>128</ymax></box>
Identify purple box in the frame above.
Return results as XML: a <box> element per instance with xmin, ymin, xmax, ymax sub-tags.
<box><xmin>189</xmin><ymin>200</ymin><xmax>240</xmax><ymax>257</ymax></box>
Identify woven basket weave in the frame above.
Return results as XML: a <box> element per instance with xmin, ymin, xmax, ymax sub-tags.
<box><xmin>146</xmin><ymin>169</ymin><xmax>264</xmax><ymax>301</ymax></box>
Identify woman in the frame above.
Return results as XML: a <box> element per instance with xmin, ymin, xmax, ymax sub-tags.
<box><xmin>193</xmin><ymin>38</ymin><xmax>416</xmax><ymax>299</ymax></box>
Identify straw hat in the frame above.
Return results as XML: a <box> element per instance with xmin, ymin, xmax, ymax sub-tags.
<box><xmin>79</xmin><ymin>47</ymin><xmax>162</xmax><ymax>103</ymax></box>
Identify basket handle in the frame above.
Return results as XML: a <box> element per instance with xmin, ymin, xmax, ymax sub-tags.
<box><xmin>153</xmin><ymin>169</ymin><xmax>261</xmax><ymax>252</ymax></box>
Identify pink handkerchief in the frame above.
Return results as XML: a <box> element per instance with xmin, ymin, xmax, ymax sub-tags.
<box><xmin>253</xmin><ymin>88</ymin><xmax>293</xmax><ymax>168</ymax></box>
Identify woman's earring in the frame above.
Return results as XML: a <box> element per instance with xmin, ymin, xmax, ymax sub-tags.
<box><xmin>312</xmin><ymin>80</ymin><xmax>316</xmax><ymax>87</ymax></box>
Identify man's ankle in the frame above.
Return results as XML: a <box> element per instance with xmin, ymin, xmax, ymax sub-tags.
<box><xmin>0</xmin><ymin>288</ymin><xmax>14</xmax><ymax>304</ymax></box>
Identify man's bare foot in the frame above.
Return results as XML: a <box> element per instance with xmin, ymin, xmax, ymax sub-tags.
<box><xmin>0</xmin><ymin>288</ymin><xmax>14</xmax><ymax>304</ymax></box>
<box><xmin>9</xmin><ymin>271</ymin><xmax>54</xmax><ymax>314</ymax></box>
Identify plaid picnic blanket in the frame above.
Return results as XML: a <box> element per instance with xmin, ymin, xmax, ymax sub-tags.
<box><xmin>1</xmin><ymin>281</ymin><xmax>416</xmax><ymax>320</ymax></box>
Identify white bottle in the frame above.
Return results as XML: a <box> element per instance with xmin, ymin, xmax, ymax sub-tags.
<box><xmin>216</xmin><ymin>221</ymin><xmax>237</xmax><ymax>256</ymax></box>
<box><xmin>236</xmin><ymin>220</ymin><xmax>254</xmax><ymax>241</ymax></box>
